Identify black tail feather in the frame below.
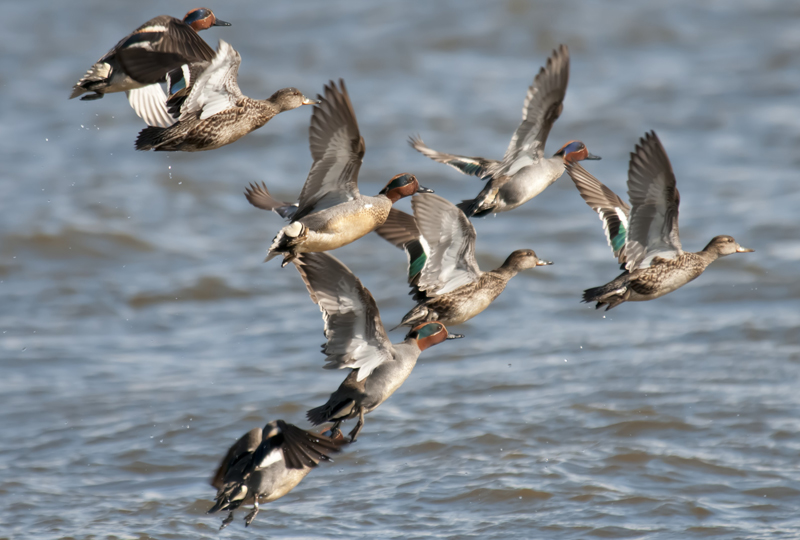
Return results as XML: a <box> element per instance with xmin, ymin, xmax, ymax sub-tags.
<box><xmin>135</xmin><ymin>126</ymin><xmax>167</xmax><ymax>150</ymax></box>
<box><xmin>456</xmin><ymin>199</ymin><xmax>475</xmax><ymax>216</ymax></box>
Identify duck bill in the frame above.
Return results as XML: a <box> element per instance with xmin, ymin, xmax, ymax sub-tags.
<box><xmin>302</xmin><ymin>97</ymin><xmax>320</xmax><ymax>106</ymax></box>
<box><xmin>536</xmin><ymin>260</ymin><xmax>553</xmax><ymax>266</ymax></box>
<box><xmin>736</xmin><ymin>246</ymin><xmax>754</xmax><ymax>253</ymax></box>
<box><xmin>213</xmin><ymin>19</ymin><xmax>232</xmax><ymax>26</ymax></box>
<box><xmin>416</xmin><ymin>185</ymin><xmax>434</xmax><ymax>193</ymax></box>
<box><xmin>584</xmin><ymin>153</ymin><xmax>601</xmax><ymax>160</ymax></box>
<box><xmin>446</xmin><ymin>333</ymin><xmax>464</xmax><ymax>340</ymax></box>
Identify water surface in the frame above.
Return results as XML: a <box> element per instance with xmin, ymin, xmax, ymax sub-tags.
<box><xmin>1</xmin><ymin>1</ymin><xmax>799</xmax><ymax>538</ymax></box>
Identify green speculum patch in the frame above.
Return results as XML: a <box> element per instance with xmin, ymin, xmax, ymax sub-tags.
<box><xmin>611</xmin><ymin>223</ymin><xmax>626</xmax><ymax>252</ymax></box>
<box><xmin>409</xmin><ymin>252</ymin><xmax>427</xmax><ymax>280</ymax></box>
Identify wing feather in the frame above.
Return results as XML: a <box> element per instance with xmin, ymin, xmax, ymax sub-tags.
<box><xmin>565</xmin><ymin>162</ymin><xmax>630</xmax><ymax>264</ymax></box>
<box><xmin>292</xmin><ymin>252</ymin><xmax>393</xmax><ymax>381</ymax></box>
<box><xmin>293</xmin><ymin>80</ymin><xmax>364</xmax><ymax>220</ymax></box>
<box><xmin>411</xmin><ymin>194</ymin><xmax>481</xmax><ymax>295</ymax></box>
<box><xmin>125</xmin><ymin>84</ymin><xmax>175</xmax><ymax>128</ymax></box>
<box><xmin>488</xmin><ymin>44</ymin><xmax>570</xmax><ymax>177</ymax></box>
<box><xmin>624</xmin><ymin>131</ymin><xmax>682</xmax><ymax>269</ymax></box>
<box><xmin>179</xmin><ymin>40</ymin><xmax>243</xmax><ymax>121</ymax></box>
<box><xmin>408</xmin><ymin>136</ymin><xmax>497</xmax><ymax>178</ymax></box>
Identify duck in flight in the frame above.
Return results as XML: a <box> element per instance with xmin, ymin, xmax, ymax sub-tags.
<box><xmin>70</xmin><ymin>8</ymin><xmax>230</xmax><ymax>128</ymax></box>
<box><xmin>375</xmin><ymin>193</ymin><xmax>552</xmax><ymax>333</ymax></box>
<box><xmin>566</xmin><ymin>131</ymin><xmax>754</xmax><ymax>310</ymax></box>
<box><xmin>244</xmin><ymin>79</ymin><xmax>432</xmax><ymax>266</ymax></box>
<box><xmin>135</xmin><ymin>40</ymin><xmax>316</xmax><ymax>151</ymax></box>
<box><xmin>293</xmin><ymin>252</ymin><xmax>459</xmax><ymax>442</ymax></box>
<box><xmin>410</xmin><ymin>45</ymin><xmax>599</xmax><ymax>217</ymax></box>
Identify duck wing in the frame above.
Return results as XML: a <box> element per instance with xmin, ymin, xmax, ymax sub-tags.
<box><xmin>408</xmin><ymin>136</ymin><xmax>497</xmax><ymax>178</ymax></box>
<box><xmin>412</xmin><ymin>193</ymin><xmax>481</xmax><ymax>296</ymax></box>
<box><xmin>210</xmin><ymin>427</ymin><xmax>262</xmax><ymax>489</ymax></box>
<box><xmin>488</xmin><ymin>44</ymin><xmax>569</xmax><ymax>177</ymax></box>
<box><xmin>293</xmin><ymin>80</ymin><xmax>364</xmax><ymax>221</ymax></box>
<box><xmin>244</xmin><ymin>182</ymin><xmax>298</xmax><ymax>220</ymax></box>
<box><xmin>374</xmin><ymin>209</ymin><xmax>428</xmax><ymax>295</ymax></box>
<box><xmin>292</xmin><ymin>252</ymin><xmax>392</xmax><ymax>381</ymax></box>
<box><xmin>277</xmin><ymin>421</ymin><xmax>345</xmax><ymax>470</ymax></box>
<box><xmin>178</xmin><ymin>40</ymin><xmax>244</xmax><ymax>121</ymax></box>
<box><xmin>125</xmin><ymin>84</ymin><xmax>175</xmax><ymax>128</ymax></box>
<box><xmin>115</xmin><ymin>15</ymin><xmax>217</xmax><ymax>85</ymax></box>
<box><xmin>565</xmin><ymin>162</ymin><xmax>631</xmax><ymax>265</ymax></box>
<box><xmin>624</xmin><ymin>131</ymin><xmax>682</xmax><ymax>270</ymax></box>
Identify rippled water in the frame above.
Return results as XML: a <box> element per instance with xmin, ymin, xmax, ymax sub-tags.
<box><xmin>2</xmin><ymin>1</ymin><xmax>799</xmax><ymax>538</ymax></box>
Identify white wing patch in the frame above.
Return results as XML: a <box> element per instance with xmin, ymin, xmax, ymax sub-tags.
<box><xmin>257</xmin><ymin>448</ymin><xmax>284</xmax><ymax>469</ymax></box>
<box><xmin>126</xmin><ymin>85</ymin><xmax>175</xmax><ymax>128</ymax></box>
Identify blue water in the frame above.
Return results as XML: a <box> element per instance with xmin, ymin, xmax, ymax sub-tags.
<box><xmin>2</xmin><ymin>1</ymin><xmax>799</xmax><ymax>538</ymax></box>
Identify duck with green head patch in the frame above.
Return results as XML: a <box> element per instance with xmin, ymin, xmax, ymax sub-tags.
<box><xmin>375</xmin><ymin>193</ymin><xmax>552</xmax><ymax>333</ymax></box>
<box><xmin>70</xmin><ymin>7</ymin><xmax>231</xmax><ymax>127</ymax></box>
<box><xmin>292</xmin><ymin>252</ymin><xmax>459</xmax><ymax>442</ymax></box>
<box><xmin>244</xmin><ymin>80</ymin><xmax>432</xmax><ymax>267</ymax></box>
<box><xmin>566</xmin><ymin>131</ymin><xmax>754</xmax><ymax>310</ymax></box>
<box><xmin>409</xmin><ymin>45</ymin><xmax>600</xmax><ymax>218</ymax></box>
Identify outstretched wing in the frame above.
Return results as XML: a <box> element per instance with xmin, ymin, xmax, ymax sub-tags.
<box><xmin>210</xmin><ymin>428</ymin><xmax>262</xmax><ymax>489</ymax></box>
<box><xmin>374</xmin><ymin>208</ymin><xmax>428</xmax><ymax>292</ymax></box>
<box><xmin>179</xmin><ymin>40</ymin><xmax>243</xmax><ymax>121</ymax></box>
<box><xmin>292</xmin><ymin>252</ymin><xmax>393</xmax><ymax>381</ymax></box>
<box><xmin>412</xmin><ymin>193</ymin><xmax>481</xmax><ymax>295</ymax></box>
<box><xmin>489</xmin><ymin>44</ymin><xmax>570</xmax><ymax>177</ymax></box>
<box><xmin>244</xmin><ymin>182</ymin><xmax>298</xmax><ymax>220</ymax></box>
<box><xmin>625</xmin><ymin>131</ymin><xmax>682</xmax><ymax>270</ymax></box>
<box><xmin>278</xmin><ymin>421</ymin><xmax>345</xmax><ymax>470</ymax></box>
<box><xmin>115</xmin><ymin>15</ymin><xmax>217</xmax><ymax>84</ymax></box>
<box><xmin>565</xmin><ymin>162</ymin><xmax>630</xmax><ymax>264</ymax></box>
<box><xmin>125</xmin><ymin>84</ymin><xmax>175</xmax><ymax>128</ymax></box>
<box><xmin>408</xmin><ymin>136</ymin><xmax>497</xmax><ymax>178</ymax></box>
<box><xmin>293</xmin><ymin>80</ymin><xmax>364</xmax><ymax>221</ymax></box>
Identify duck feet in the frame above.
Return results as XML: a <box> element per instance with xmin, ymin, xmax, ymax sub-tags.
<box><xmin>280</xmin><ymin>253</ymin><xmax>298</xmax><ymax>268</ymax></box>
<box><xmin>219</xmin><ymin>511</ymin><xmax>234</xmax><ymax>530</ymax></box>
<box><xmin>244</xmin><ymin>497</ymin><xmax>260</xmax><ymax>527</ymax></box>
<box><xmin>348</xmin><ymin>407</ymin><xmax>365</xmax><ymax>443</ymax></box>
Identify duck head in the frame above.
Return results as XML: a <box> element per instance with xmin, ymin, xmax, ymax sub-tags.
<box><xmin>183</xmin><ymin>8</ymin><xmax>231</xmax><ymax>31</ymax></box>
<box><xmin>406</xmin><ymin>321</ymin><xmax>458</xmax><ymax>350</ymax></box>
<box><xmin>378</xmin><ymin>173</ymin><xmax>434</xmax><ymax>203</ymax></box>
<box><xmin>502</xmin><ymin>249</ymin><xmax>553</xmax><ymax>271</ymax></box>
<box><xmin>703</xmin><ymin>235</ymin><xmax>754</xmax><ymax>257</ymax></box>
<box><xmin>268</xmin><ymin>88</ymin><xmax>319</xmax><ymax>111</ymax></box>
<box><xmin>554</xmin><ymin>141</ymin><xmax>600</xmax><ymax>163</ymax></box>
<box><xmin>261</xmin><ymin>420</ymin><xmax>283</xmax><ymax>440</ymax></box>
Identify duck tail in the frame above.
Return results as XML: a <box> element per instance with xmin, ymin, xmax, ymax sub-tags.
<box><xmin>456</xmin><ymin>199</ymin><xmax>476</xmax><ymax>217</ymax></box>
<box><xmin>208</xmin><ymin>484</ymin><xmax>247</xmax><ymax>514</ymax></box>
<box><xmin>70</xmin><ymin>63</ymin><xmax>111</xmax><ymax>99</ymax></box>
<box><xmin>266</xmin><ymin>222</ymin><xmax>305</xmax><ymax>263</ymax></box>
<box><xmin>306</xmin><ymin>403</ymin><xmax>332</xmax><ymax>426</ymax></box>
<box><xmin>397</xmin><ymin>304</ymin><xmax>430</xmax><ymax>328</ymax></box>
<box><xmin>135</xmin><ymin>126</ymin><xmax>170</xmax><ymax>151</ymax></box>
<box><xmin>582</xmin><ymin>275</ymin><xmax>629</xmax><ymax>311</ymax></box>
